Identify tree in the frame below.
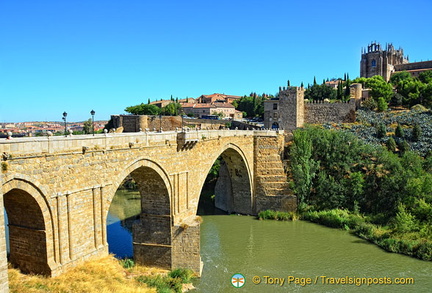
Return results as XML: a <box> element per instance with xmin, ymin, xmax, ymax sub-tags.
<box><xmin>305</xmin><ymin>83</ymin><xmax>337</xmax><ymax>101</ymax></box>
<box><xmin>389</xmin><ymin>71</ymin><xmax>412</xmax><ymax>86</ymax></box>
<box><xmin>83</xmin><ymin>119</ymin><xmax>92</xmax><ymax>134</ymax></box>
<box><xmin>377</xmin><ymin>97</ymin><xmax>388</xmax><ymax>112</ymax></box>
<box><xmin>336</xmin><ymin>80</ymin><xmax>343</xmax><ymax>100</ymax></box>
<box><xmin>376</xmin><ymin>122</ymin><xmax>387</xmax><ymax>138</ymax></box>
<box><xmin>365</xmin><ymin>75</ymin><xmax>394</xmax><ymax>102</ymax></box>
<box><xmin>398</xmin><ymin>140</ymin><xmax>410</xmax><ymax>155</ymax></box>
<box><xmin>162</xmin><ymin>102</ymin><xmax>182</xmax><ymax>116</ymax></box>
<box><xmin>412</xmin><ymin>124</ymin><xmax>422</xmax><ymax>142</ymax></box>
<box><xmin>418</xmin><ymin>70</ymin><xmax>432</xmax><ymax>84</ymax></box>
<box><xmin>125</xmin><ymin>103</ymin><xmax>161</xmax><ymax>115</ymax></box>
<box><xmin>395</xmin><ymin>124</ymin><xmax>405</xmax><ymax>138</ymax></box>
<box><xmin>147</xmin><ymin>98</ymin><xmax>151</xmax><ymax>104</ymax></box>
<box><xmin>386</xmin><ymin>137</ymin><xmax>397</xmax><ymax>152</ymax></box>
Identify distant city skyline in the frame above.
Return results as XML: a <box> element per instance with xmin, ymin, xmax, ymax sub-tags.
<box><xmin>1</xmin><ymin>0</ymin><xmax>431</xmax><ymax>122</ymax></box>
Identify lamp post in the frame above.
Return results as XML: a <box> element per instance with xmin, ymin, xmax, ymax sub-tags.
<box><xmin>90</xmin><ymin>109</ymin><xmax>95</xmax><ymax>136</ymax></box>
<box><xmin>62</xmin><ymin>112</ymin><xmax>67</xmax><ymax>137</ymax></box>
<box><xmin>159</xmin><ymin>114</ymin><xmax>162</xmax><ymax>132</ymax></box>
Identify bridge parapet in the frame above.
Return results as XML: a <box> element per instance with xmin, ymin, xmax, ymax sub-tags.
<box><xmin>0</xmin><ymin>129</ymin><xmax>283</xmax><ymax>156</ymax></box>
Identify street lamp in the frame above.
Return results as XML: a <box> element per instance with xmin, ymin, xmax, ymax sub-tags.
<box><xmin>90</xmin><ymin>110</ymin><xmax>95</xmax><ymax>136</ymax></box>
<box><xmin>62</xmin><ymin>112</ymin><xmax>67</xmax><ymax>137</ymax></box>
<box><xmin>159</xmin><ymin>114</ymin><xmax>162</xmax><ymax>132</ymax></box>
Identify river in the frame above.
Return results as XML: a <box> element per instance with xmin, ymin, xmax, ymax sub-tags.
<box><xmin>106</xmin><ymin>190</ymin><xmax>432</xmax><ymax>293</ymax></box>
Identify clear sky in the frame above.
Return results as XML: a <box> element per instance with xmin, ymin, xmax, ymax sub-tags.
<box><xmin>1</xmin><ymin>0</ymin><xmax>431</xmax><ymax>122</ymax></box>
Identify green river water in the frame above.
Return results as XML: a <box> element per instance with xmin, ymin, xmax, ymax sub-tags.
<box><xmin>104</xmin><ymin>190</ymin><xmax>432</xmax><ymax>293</ymax></box>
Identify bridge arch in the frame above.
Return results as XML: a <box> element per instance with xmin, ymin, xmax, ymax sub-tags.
<box><xmin>198</xmin><ymin>143</ymin><xmax>254</xmax><ymax>215</ymax></box>
<box><xmin>2</xmin><ymin>176</ymin><xmax>56</xmax><ymax>276</ymax></box>
<box><xmin>107</xmin><ymin>158</ymin><xmax>173</xmax><ymax>269</ymax></box>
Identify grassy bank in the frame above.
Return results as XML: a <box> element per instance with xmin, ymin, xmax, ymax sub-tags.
<box><xmin>8</xmin><ymin>255</ymin><xmax>195</xmax><ymax>293</ymax></box>
<box><xmin>258</xmin><ymin>209</ymin><xmax>432</xmax><ymax>261</ymax></box>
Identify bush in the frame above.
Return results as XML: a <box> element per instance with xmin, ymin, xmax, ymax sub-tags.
<box><xmin>258</xmin><ymin>210</ymin><xmax>298</xmax><ymax>221</ymax></box>
<box><xmin>120</xmin><ymin>258</ymin><xmax>135</xmax><ymax>269</ymax></box>
<box><xmin>169</xmin><ymin>268</ymin><xmax>194</xmax><ymax>283</ymax></box>
<box><xmin>362</xmin><ymin>98</ymin><xmax>377</xmax><ymax>110</ymax></box>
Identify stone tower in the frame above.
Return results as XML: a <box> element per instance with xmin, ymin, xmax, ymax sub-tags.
<box><xmin>263</xmin><ymin>86</ymin><xmax>304</xmax><ymax>131</ymax></box>
<box><xmin>360</xmin><ymin>42</ymin><xmax>408</xmax><ymax>81</ymax></box>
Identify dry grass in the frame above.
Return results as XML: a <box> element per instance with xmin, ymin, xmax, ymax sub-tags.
<box><xmin>7</xmin><ymin>255</ymin><xmax>169</xmax><ymax>293</ymax></box>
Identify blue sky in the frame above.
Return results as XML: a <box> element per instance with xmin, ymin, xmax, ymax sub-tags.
<box><xmin>1</xmin><ymin>0</ymin><xmax>431</xmax><ymax>122</ymax></box>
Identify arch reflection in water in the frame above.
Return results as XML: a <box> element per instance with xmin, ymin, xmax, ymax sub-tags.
<box><xmin>107</xmin><ymin>189</ymin><xmax>141</xmax><ymax>258</ymax></box>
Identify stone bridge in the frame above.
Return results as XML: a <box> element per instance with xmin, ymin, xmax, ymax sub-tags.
<box><xmin>0</xmin><ymin>129</ymin><xmax>295</xmax><ymax>292</ymax></box>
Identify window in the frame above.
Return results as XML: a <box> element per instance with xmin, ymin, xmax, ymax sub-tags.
<box><xmin>273</xmin><ymin>103</ymin><xmax>278</xmax><ymax>110</ymax></box>
<box><xmin>371</xmin><ymin>59</ymin><xmax>376</xmax><ymax>67</ymax></box>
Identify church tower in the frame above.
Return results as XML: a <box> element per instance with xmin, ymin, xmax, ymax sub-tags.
<box><xmin>360</xmin><ymin>42</ymin><xmax>408</xmax><ymax>81</ymax></box>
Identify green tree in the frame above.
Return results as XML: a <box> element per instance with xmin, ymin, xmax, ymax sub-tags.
<box><xmin>418</xmin><ymin>70</ymin><xmax>432</xmax><ymax>84</ymax></box>
<box><xmin>376</xmin><ymin>122</ymin><xmax>387</xmax><ymax>138</ymax></box>
<box><xmin>398</xmin><ymin>140</ymin><xmax>410</xmax><ymax>155</ymax></box>
<box><xmin>386</xmin><ymin>137</ymin><xmax>397</xmax><ymax>152</ymax></box>
<box><xmin>83</xmin><ymin>119</ymin><xmax>92</xmax><ymax>134</ymax></box>
<box><xmin>412</xmin><ymin>124</ymin><xmax>422</xmax><ymax>141</ymax></box>
<box><xmin>290</xmin><ymin>128</ymin><xmax>319</xmax><ymax>206</ymax></box>
<box><xmin>395</xmin><ymin>124</ymin><xmax>404</xmax><ymax>138</ymax></box>
<box><xmin>162</xmin><ymin>102</ymin><xmax>182</xmax><ymax>116</ymax></box>
<box><xmin>365</xmin><ymin>75</ymin><xmax>394</xmax><ymax>102</ymax></box>
<box><xmin>125</xmin><ymin>103</ymin><xmax>162</xmax><ymax>115</ymax></box>
<box><xmin>336</xmin><ymin>80</ymin><xmax>343</xmax><ymax>100</ymax></box>
<box><xmin>377</xmin><ymin>97</ymin><xmax>388</xmax><ymax>112</ymax></box>
<box><xmin>305</xmin><ymin>84</ymin><xmax>336</xmax><ymax>101</ymax></box>
<box><xmin>389</xmin><ymin>71</ymin><xmax>413</xmax><ymax>86</ymax></box>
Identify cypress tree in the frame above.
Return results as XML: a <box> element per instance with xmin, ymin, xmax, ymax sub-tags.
<box><xmin>313</xmin><ymin>76</ymin><xmax>317</xmax><ymax>85</ymax></box>
<box><xmin>287</xmin><ymin>80</ymin><xmax>291</xmax><ymax>87</ymax></box>
<box><xmin>301</xmin><ymin>82</ymin><xmax>304</xmax><ymax>88</ymax></box>
<box><xmin>376</xmin><ymin>123</ymin><xmax>387</xmax><ymax>138</ymax></box>
<box><xmin>344</xmin><ymin>83</ymin><xmax>351</xmax><ymax>100</ymax></box>
<box><xmin>147</xmin><ymin>98</ymin><xmax>150</xmax><ymax>104</ymax></box>
<box><xmin>337</xmin><ymin>80</ymin><xmax>343</xmax><ymax>100</ymax></box>
<box><xmin>395</xmin><ymin>124</ymin><xmax>404</xmax><ymax>138</ymax></box>
<box><xmin>412</xmin><ymin>124</ymin><xmax>421</xmax><ymax>141</ymax></box>
<box><xmin>386</xmin><ymin>137</ymin><xmax>396</xmax><ymax>152</ymax></box>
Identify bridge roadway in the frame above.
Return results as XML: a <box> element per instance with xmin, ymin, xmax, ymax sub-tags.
<box><xmin>0</xmin><ymin>129</ymin><xmax>295</xmax><ymax>292</ymax></box>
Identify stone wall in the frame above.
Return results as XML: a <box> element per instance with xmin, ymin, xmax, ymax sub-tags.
<box><xmin>304</xmin><ymin>99</ymin><xmax>356</xmax><ymax>124</ymax></box>
<box><xmin>395</xmin><ymin>60</ymin><xmax>432</xmax><ymax>71</ymax></box>
<box><xmin>111</xmin><ymin>115</ymin><xmax>182</xmax><ymax>132</ymax></box>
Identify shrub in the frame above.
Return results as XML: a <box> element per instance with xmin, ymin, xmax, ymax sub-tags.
<box><xmin>120</xmin><ymin>258</ymin><xmax>135</xmax><ymax>269</ymax></box>
<box><xmin>258</xmin><ymin>210</ymin><xmax>298</xmax><ymax>221</ymax></box>
<box><xmin>362</xmin><ymin>98</ymin><xmax>377</xmax><ymax>110</ymax></box>
<box><xmin>169</xmin><ymin>268</ymin><xmax>194</xmax><ymax>283</ymax></box>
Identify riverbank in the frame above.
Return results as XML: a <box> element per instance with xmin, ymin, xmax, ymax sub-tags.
<box><xmin>8</xmin><ymin>255</ymin><xmax>195</xmax><ymax>293</ymax></box>
<box><xmin>258</xmin><ymin>209</ymin><xmax>432</xmax><ymax>261</ymax></box>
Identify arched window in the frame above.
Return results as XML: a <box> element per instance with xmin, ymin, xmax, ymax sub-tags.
<box><xmin>371</xmin><ymin>59</ymin><xmax>376</xmax><ymax>67</ymax></box>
